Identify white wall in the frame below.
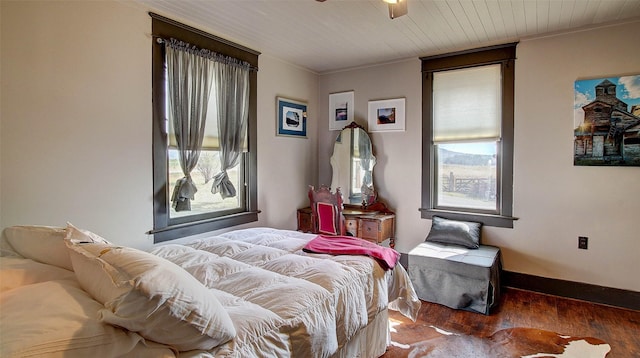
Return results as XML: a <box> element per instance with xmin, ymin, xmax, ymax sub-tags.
<box><xmin>257</xmin><ymin>54</ymin><xmax>319</xmax><ymax>230</ymax></box>
<box><xmin>318</xmin><ymin>20</ymin><xmax>640</xmax><ymax>292</ymax></box>
<box><xmin>317</xmin><ymin>59</ymin><xmax>425</xmax><ymax>257</ymax></box>
<box><xmin>507</xmin><ymin>21</ymin><xmax>640</xmax><ymax>292</ymax></box>
<box><xmin>0</xmin><ymin>1</ymin><xmax>317</xmax><ymax>251</ymax></box>
<box><xmin>1</xmin><ymin>1</ymin><xmax>154</xmax><ymax>248</ymax></box>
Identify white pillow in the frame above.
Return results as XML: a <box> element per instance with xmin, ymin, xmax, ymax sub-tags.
<box><xmin>1</xmin><ymin>223</ymin><xmax>109</xmax><ymax>271</ymax></box>
<box><xmin>2</xmin><ymin>225</ymin><xmax>72</xmax><ymax>270</ymax></box>
<box><xmin>0</xmin><ymin>280</ymin><xmax>175</xmax><ymax>357</ymax></box>
<box><xmin>64</xmin><ymin>222</ymin><xmax>111</xmax><ymax>245</ymax></box>
<box><xmin>66</xmin><ymin>240</ymin><xmax>236</xmax><ymax>351</ymax></box>
<box><xmin>0</xmin><ymin>231</ymin><xmax>21</xmax><ymax>258</ymax></box>
<box><xmin>0</xmin><ymin>257</ymin><xmax>76</xmax><ymax>293</ymax></box>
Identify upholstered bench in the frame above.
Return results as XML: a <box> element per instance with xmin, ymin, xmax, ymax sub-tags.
<box><xmin>408</xmin><ymin>216</ymin><xmax>502</xmax><ymax>315</ymax></box>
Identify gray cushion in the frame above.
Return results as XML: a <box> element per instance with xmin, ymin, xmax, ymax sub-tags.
<box><xmin>425</xmin><ymin>216</ymin><xmax>481</xmax><ymax>249</ymax></box>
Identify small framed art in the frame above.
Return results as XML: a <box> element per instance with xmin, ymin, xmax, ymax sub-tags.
<box><xmin>329</xmin><ymin>91</ymin><xmax>354</xmax><ymax>130</ymax></box>
<box><xmin>277</xmin><ymin>97</ymin><xmax>307</xmax><ymax>138</ymax></box>
<box><xmin>368</xmin><ymin>98</ymin><xmax>406</xmax><ymax>132</ymax></box>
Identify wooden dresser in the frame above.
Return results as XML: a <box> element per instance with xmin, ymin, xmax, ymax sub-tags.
<box><xmin>297</xmin><ymin>204</ymin><xmax>395</xmax><ymax>248</ymax></box>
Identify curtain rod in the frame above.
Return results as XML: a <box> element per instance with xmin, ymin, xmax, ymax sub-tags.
<box><xmin>156</xmin><ymin>37</ymin><xmax>258</xmax><ymax>72</ymax></box>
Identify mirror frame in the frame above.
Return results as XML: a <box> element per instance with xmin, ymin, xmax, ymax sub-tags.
<box><xmin>330</xmin><ymin>121</ymin><xmax>377</xmax><ymax>205</ymax></box>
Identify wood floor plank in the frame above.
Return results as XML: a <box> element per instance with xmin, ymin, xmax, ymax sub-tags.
<box><xmin>555</xmin><ymin>294</ymin><xmax>593</xmax><ymax>335</ymax></box>
<box><xmin>526</xmin><ymin>289</ymin><xmax>559</xmax><ymax>330</ymax></box>
<box><xmin>382</xmin><ymin>287</ymin><xmax>640</xmax><ymax>357</ymax></box>
<box><xmin>494</xmin><ymin>287</ymin><xmax>529</xmax><ymax>329</ymax></box>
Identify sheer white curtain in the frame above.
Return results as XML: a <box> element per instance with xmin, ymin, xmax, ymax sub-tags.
<box><xmin>166</xmin><ymin>39</ymin><xmax>215</xmax><ymax>211</ymax></box>
<box><xmin>165</xmin><ymin>38</ymin><xmax>252</xmax><ymax>211</ymax></box>
<box><xmin>210</xmin><ymin>60</ymin><xmax>250</xmax><ymax>199</ymax></box>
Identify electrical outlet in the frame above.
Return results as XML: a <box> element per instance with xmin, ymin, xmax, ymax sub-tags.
<box><xmin>578</xmin><ymin>236</ymin><xmax>588</xmax><ymax>250</ymax></box>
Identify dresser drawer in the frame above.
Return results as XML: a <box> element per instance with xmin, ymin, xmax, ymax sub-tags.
<box><xmin>345</xmin><ymin>218</ymin><xmax>358</xmax><ymax>236</ymax></box>
<box><xmin>358</xmin><ymin>219</ymin><xmax>379</xmax><ymax>241</ymax></box>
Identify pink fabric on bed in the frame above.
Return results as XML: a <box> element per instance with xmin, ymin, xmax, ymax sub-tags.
<box><xmin>303</xmin><ymin>235</ymin><xmax>400</xmax><ymax>270</ymax></box>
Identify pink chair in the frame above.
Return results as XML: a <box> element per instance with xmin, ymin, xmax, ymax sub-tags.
<box><xmin>308</xmin><ymin>185</ymin><xmax>346</xmax><ymax>236</ymax></box>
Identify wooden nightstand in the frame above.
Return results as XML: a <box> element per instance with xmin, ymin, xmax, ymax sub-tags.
<box><xmin>297</xmin><ymin>207</ymin><xmax>314</xmax><ymax>233</ymax></box>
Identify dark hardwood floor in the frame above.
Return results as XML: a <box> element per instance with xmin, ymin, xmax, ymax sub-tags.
<box><xmin>382</xmin><ymin>287</ymin><xmax>640</xmax><ymax>357</ymax></box>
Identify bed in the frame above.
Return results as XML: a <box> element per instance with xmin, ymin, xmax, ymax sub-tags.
<box><xmin>0</xmin><ymin>224</ymin><xmax>420</xmax><ymax>357</ymax></box>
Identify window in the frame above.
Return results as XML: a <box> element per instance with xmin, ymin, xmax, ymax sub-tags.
<box><xmin>150</xmin><ymin>13</ymin><xmax>259</xmax><ymax>242</ymax></box>
<box><xmin>420</xmin><ymin>43</ymin><xmax>517</xmax><ymax>228</ymax></box>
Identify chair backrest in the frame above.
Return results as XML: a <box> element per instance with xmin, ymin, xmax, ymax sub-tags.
<box><xmin>308</xmin><ymin>185</ymin><xmax>345</xmax><ymax>236</ymax></box>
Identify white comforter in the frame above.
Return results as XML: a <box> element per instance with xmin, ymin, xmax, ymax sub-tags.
<box><xmin>151</xmin><ymin>228</ymin><xmax>420</xmax><ymax>357</ymax></box>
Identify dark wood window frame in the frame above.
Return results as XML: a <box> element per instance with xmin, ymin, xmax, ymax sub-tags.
<box><xmin>149</xmin><ymin>13</ymin><xmax>260</xmax><ymax>243</ymax></box>
<box><xmin>420</xmin><ymin>43</ymin><xmax>518</xmax><ymax>228</ymax></box>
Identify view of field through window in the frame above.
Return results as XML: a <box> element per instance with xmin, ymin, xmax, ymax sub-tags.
<box><xmin>436</xmin><ymin>142</ymin><xmax>497</xmax><ymax>211</ymax></box>
<box><xmin>168</xmin><ymin>150</ymin><xmax>241</xmax><ymax>218</ymax></box>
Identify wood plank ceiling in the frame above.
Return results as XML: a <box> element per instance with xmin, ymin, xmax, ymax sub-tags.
<box><xmin>134</xmin><ymin>0</ymin><xmax>640</xmax><ymax>73</ymax></box>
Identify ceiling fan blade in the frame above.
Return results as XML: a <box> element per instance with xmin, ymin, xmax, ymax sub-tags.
<box><xmin>316</xmin><ymin>0</ymin><xmax>408</xmax><ymax>19</ymax></box>
<box><xmin>388</xmin><ymin>0</ymin><xmax>408</xmax><ymax>19</ymax></box>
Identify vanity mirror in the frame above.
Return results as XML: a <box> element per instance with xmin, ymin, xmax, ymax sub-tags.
<box><xmin>297</xmin><ymin>121</ymin><xmax>395</xmax><ymax>247</ymax></box>
<box><xmin>330</xmin><ymin>122</ymin><xmax>376</xmax><ymax>205</ymax></box>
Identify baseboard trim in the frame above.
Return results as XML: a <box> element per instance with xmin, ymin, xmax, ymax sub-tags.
<box><xmin>503</xmin><ymin>270</ymin><xmax>640</xmax><ymax>311</ymax></box>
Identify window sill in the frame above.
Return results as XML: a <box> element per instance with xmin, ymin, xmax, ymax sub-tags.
<box><xmin>150</xmin><ymin>210</ymin><xmax>260</xmax><ymax>243</ymax></box>
<box><xmin>419</xmin><ymin>208</ymin><xmax>517</xmax><ymax>228</ymax></box>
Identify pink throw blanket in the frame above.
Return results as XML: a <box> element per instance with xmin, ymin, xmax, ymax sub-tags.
<box><xmin>303</xmin><ymin>235</ymin><xmax>400</xmax><ymax>270</ymax></box>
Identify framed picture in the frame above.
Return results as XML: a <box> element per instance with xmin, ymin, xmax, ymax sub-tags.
<box><xmin>573</xmin><ymin>74</ymin><xmax>640</xmax><ymax>166</ymax></box>
<box><xmin>329</xmin><ymin>91</ymin><xmax>354</xmax><ymax>130</ymax></box>
<box><xmin>368</xmin><ymin>98</ymin><xmax>406</xmax><ymax>132</ymax></box>
<box><xmin>276</xmin><ymin>97</ymin><xmax>307</xmax><ymax>138</ymax></box>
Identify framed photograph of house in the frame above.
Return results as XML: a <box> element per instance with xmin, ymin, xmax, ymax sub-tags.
<box><xmin>277</xmin><ymin>97</ymin><xmax>307</xmax><ymax>138</ymax></box>
<box><xmin>368</xmin><ymin>98</ymin><xmax>406</xmax><ymax>132</ymax></box>
<box><xmin>573</xmin><ymin>75</ymin><xmax>640</xmax><ymax>166</ymax></box>
<box><xmin>329</xmin><ymin>91</ymin><xmax>354</xmax><ymax>130</ymax></box>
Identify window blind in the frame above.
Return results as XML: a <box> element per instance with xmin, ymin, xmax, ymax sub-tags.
<box><xmin>433</xmin><ymin>64</ymin><xmax>502</xmax><ymax>143</ymax></box>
